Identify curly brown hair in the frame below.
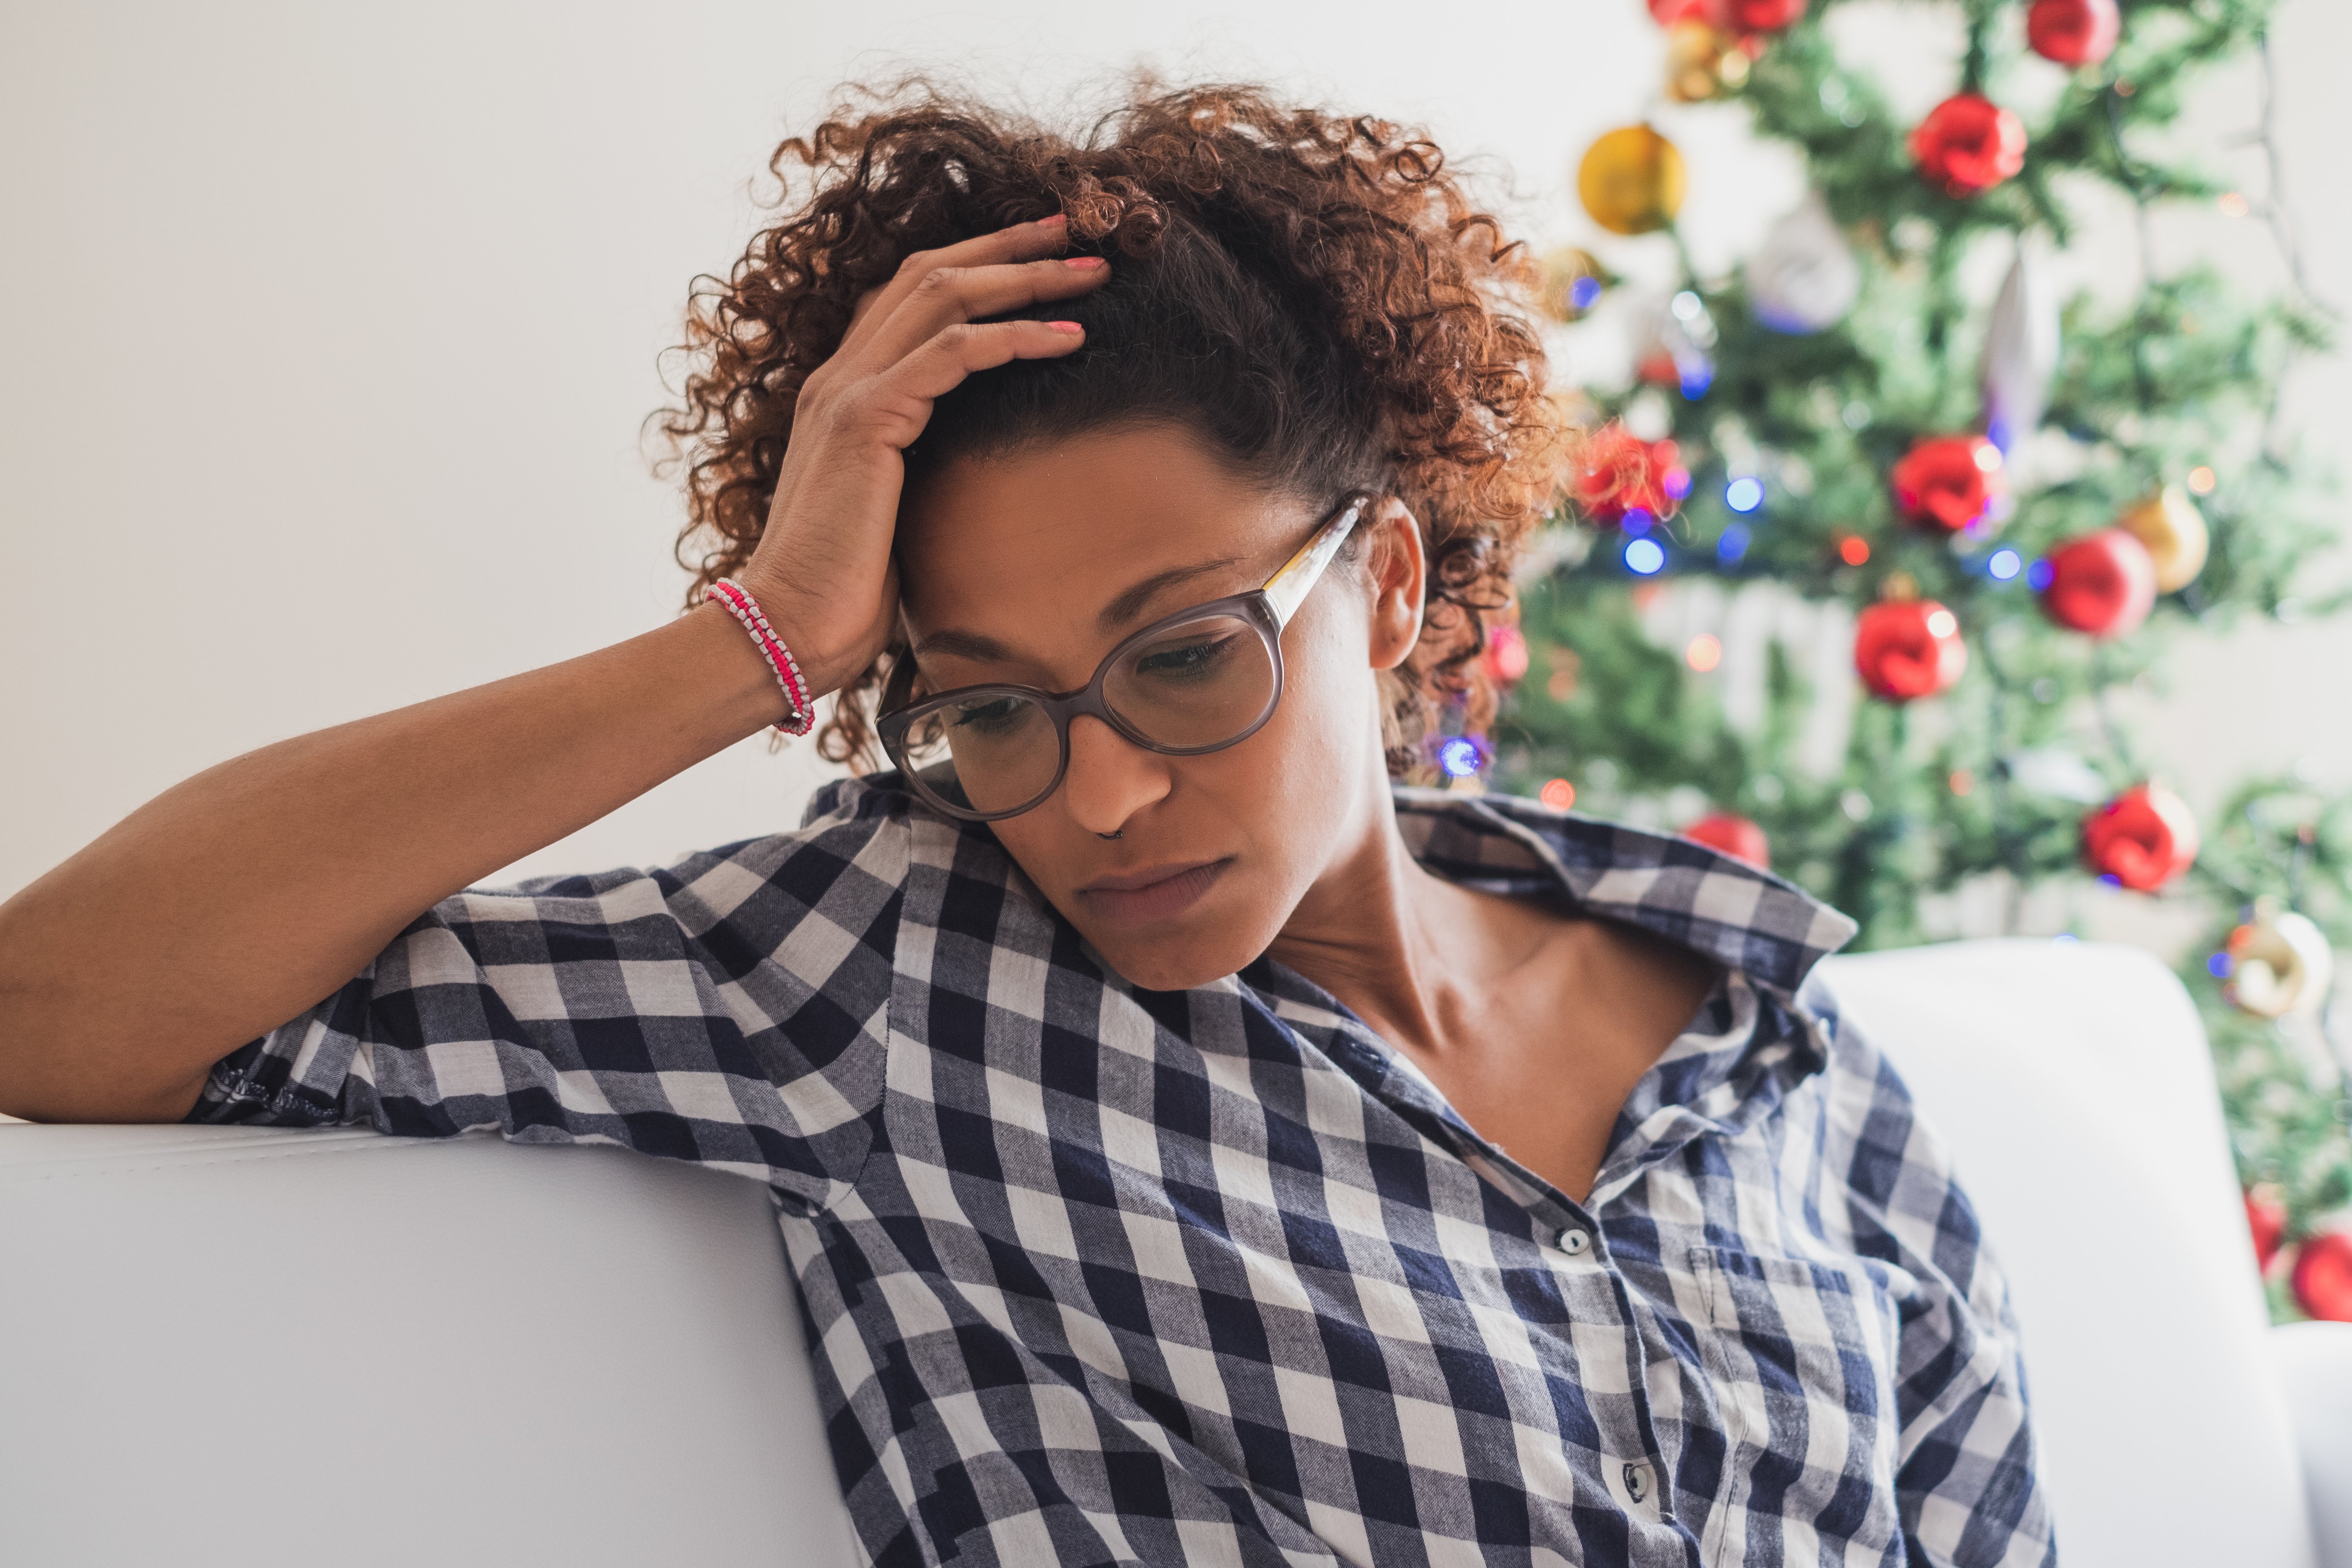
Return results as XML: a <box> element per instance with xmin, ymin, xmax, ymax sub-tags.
<box><xmin>657</xmin><ymin>78</ymin><xmax>1568</xmax><ymax>778</ymax></box>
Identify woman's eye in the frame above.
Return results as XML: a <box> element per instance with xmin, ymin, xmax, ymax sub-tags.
<box><xmin>1132</xmin><ymin>635</ymin><xmax>1239</xmax><ymax>680</ymax></box>
<box><xmin>950</xmin><ymin>698</ymin><xmax>1029</xmax><ymax>734</ymax></box>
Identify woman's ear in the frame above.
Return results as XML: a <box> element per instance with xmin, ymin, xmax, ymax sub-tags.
<box><xmin>1363</xmin><ymin>498</ymin><xmax>1426</xmax><ymax>673</ymax></box>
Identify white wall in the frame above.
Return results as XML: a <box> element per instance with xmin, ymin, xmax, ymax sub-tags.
<box><xmin>4</xmin><ymin>0</ymin><xmax>2346</xmax><ymax>900</ymax></box>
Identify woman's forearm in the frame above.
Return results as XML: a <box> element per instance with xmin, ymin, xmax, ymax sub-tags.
<box><xmin>0</xmin><ymin>214</ymin><xmax>1108</xmax><ymax>1127</ymax></box>
<box><xmin>0</xmin><ymin>603</ymin><xmax>788</xmax><ymax>1124</ymax></box>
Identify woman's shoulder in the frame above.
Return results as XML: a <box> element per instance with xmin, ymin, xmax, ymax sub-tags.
<box><xmin>500</xmin><ymin>771</ymin><xmax>1036</xmax><ymax>950</ymax></box>
<box><xmin>472</xmin><ymin>773</ymin><xmax>910</xmax><ymax>911</ymax></box>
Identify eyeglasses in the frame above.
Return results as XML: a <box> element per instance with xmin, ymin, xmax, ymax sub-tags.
<box><xmin>877</xmin><ymin>491</ymin><xmax>1372</xmax><ymax>823</ymax></box>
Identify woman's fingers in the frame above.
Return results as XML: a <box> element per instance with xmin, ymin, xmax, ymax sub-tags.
<box><xmin>839</xmin><ymin>214</ymin><xmax>1073</xmax><ymax>350</ymax></box>
<box><xmin>867</xmin><ymin>318</ymin><xmax>1087</xmax><ymax>416</ymax></box>
<box><xmin>852</xmin><ymin>254</ymin><xmax>1110</xmax><ymax>372</ymax></box>
<box><xmin>738</xmin><ymin>218</ymin><xmax>1095</xmax><ymax>694</ymax></box>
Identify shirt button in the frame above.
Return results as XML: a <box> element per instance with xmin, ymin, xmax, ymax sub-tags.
<box><xmin>1623</xmin><ymin>1460</ymin><xmax>1653</xmax><ymax>1504</ymax></box>
<box><xmin>1553</xmin><ymin>1226</ymin><xmax>1592</xmax><ymax>1256</ymax></box>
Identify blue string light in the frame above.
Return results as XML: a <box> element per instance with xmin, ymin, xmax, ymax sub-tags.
<box><xmin>1987</xmin><ymin>547</ymin><xmax>2022</xmax><ymax>581</ymax></box>
<box><xmin>1569</xmin><ymin>275</ymin><xmax>1602</xmax><ymax>311</ymax></box>
<box><xmin>2026</xmin><ymin>558</ymin><xmax>2055</xmax><ymax>591</ymax></box>
<box><xmin>1622</xmin><ymin>507</ymin><xmax>1654</xmax><ymax>536</ymax></box>
<box><xmin>1724</xmin><ymin>477</ymin><xmax>1764</xmax><ymax>513</ymax></box>
<box><xmin>1716</xmin><ymin>523</ymin><xmax>1751</xmax><ymax>564</ymax></box>
<box><xmin>1625</xmin><ymin>538</ymin><xmax>1666</xmax><ymax>575</ymax></box>
<box><xmin>2207</xmin><ymin>951</ymin><xmax>2236</xmax><ymax>979</ymax></box>
<box><xmin>1436</xmin><ymin>737</ymin><xmax>1484</xmax><ymax>778</ymax></box>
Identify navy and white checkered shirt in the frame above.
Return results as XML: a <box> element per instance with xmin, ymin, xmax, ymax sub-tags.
<box><xmin>192</xmin><ymin>777</ymin><xmax>2055</xmax><ymax>1566</ymax></box>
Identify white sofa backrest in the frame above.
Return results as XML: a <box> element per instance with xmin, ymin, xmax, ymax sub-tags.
<box><xmin>1815</xmin><ymin>939</ymin><xmax>2312</xmax><ymax>1568</ymax></box>
<box><xmin>0</xmin><ymin>1126</ymin><xmax>861</xmax><ymax>1567</ymax></box>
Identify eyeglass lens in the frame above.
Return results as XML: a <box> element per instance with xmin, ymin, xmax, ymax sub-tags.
<box><xmin>896</xmin><ymin>610</ymin><xmax>1279</xmax><ymax>817</ymax></box>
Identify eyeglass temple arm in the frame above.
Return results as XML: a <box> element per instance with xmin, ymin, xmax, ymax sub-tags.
<box><xmin>1260</xmin><ymin>496</ymin><xmax>1368</xmax><ymax>626</ymax></box>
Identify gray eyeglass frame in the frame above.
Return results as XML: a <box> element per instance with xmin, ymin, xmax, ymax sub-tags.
<box><xmin>876</xmin><ymin>490</ymin><xmax>1372</xmax><ymax>823</ymax></box>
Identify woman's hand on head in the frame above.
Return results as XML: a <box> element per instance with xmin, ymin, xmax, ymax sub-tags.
<box><xmin>733</xmin><ymin>216</ymin><xmax>1110</xmax><ymax>698</ymax></box>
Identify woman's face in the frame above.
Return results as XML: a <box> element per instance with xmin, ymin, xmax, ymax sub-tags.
<box><xmin>894</xmin><ymin>424</ymin><xmax>1426</xmax><ymax>990</ymax></box>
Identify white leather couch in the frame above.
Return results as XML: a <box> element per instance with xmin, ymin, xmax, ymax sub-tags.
<box><xmin>5</xmin><ymin>939</ymin><xmax>2349</xmax><ymax>1566</ymax></box>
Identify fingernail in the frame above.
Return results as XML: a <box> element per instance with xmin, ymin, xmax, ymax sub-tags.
<box><xmin>1045</xmin><ymin>321</ymin><xmax>1083</xmax><ymax>335</ymax></box>
<box><xmin>1063</xmin><ymin>256</ymin><xmax>1105</xmax><ymax>270</ymax></box>
<box><xmin>1036</xmin><ymin>213</ymin><xmax>1067</xmax><ymax>228</ymax></box>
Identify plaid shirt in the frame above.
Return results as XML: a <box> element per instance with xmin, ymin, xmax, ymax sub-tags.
<box><xmin>192</xmin><ymin>777</ymin><xmax>2055</xmax><ymax>1567</ymax></box>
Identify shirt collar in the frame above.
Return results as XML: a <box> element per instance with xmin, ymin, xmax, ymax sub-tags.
<box><xmin>1389</xmin><ymin>787</ymin><xmax>1857</xmax><ymax>996</ymax></box>
<box><xmin>1239</xmin><ymin>789</ymin><xmax>1858</xmax><ymax>1199</ymax></box>
<box><xmin>826</xmin><ymin>771</ymin><xmax>1857</xmax><ymax>999</ymax></box>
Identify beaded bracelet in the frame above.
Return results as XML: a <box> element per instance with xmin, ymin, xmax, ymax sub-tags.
<box><xmin>706</xmin><ymin>577</ymin><xmax>814</xmax><ymax>737</ymax></box>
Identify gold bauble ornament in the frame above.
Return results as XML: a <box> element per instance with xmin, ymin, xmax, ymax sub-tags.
<box><xmin>1663</xmin><ymin>20</ymin><xmax>1749</xmax><ymax>102</ymax></box>
<box><xmin>2224</xmin><ymin>904</ymin><xmax>2334</xmax><ymax>1019</ymax></box>
<box><xmin>1535</xmin><ymin>247</ymin><xmax>1604</xmax><ymax>323</ymax></box>
<box><xmin>1578</xmin><ymin>126</ymin><xmax>1686</xmax><ymax>237</ymax></box>
<box><xmin>2117</xmin><ymin>484</ymin><xmax>2209</xmax><ymax>594</ymax></box>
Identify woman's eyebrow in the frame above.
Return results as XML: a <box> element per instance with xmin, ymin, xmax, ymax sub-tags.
<box><xmin>911</xmin><ymin>555</ymin><xmax>1249</xmax><ymax>666</ymax></box>
<box><xmin>910</xmin><ymin>628</ymin><xmax>1021</xmax><ymax>663</ymax></box>
<box><xmin>1097</xmin><ymin>556</ymin><xmax>1245</xmax><ymax>633</ymax></box>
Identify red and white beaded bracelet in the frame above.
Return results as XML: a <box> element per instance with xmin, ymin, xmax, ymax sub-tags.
<box><xmin>706</xmin><ymin>576</ymin><xmax>815</xmax><ymax>737</ymax></box>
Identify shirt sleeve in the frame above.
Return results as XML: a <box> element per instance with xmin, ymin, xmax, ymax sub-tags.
<box><xmin>1803</xmin><ymin>987</ymin><xmax>2060</xmax><ymax>1568</ymax></box>
<box><xmin>183</xmin><ymin>778</ymin><xmax>906</xmax><ymax>1213</ymax></box>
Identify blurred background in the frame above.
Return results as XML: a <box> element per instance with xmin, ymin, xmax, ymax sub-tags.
<box><xmin>4</xmin><ymin>0</ymin><xmax>2344</xmax><ymax>901</ymax></box>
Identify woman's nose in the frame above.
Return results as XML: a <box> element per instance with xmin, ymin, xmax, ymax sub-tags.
<box><xmin>1060</xmin><ymin>714</ymin><xmax>1172</xmax><ymax>837</ymax></box>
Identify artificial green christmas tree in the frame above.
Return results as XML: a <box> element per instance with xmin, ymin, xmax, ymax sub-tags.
<box><xmin>1486</xmin><ymin>0</ymin><xmax>2352</xmax><ymax>1321</ymax></box>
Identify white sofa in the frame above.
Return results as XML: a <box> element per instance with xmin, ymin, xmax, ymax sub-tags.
<box><xmin>4</xmin><ymin>938</ymin><xmax>2348</xmax><ymax>1566</ymax></box>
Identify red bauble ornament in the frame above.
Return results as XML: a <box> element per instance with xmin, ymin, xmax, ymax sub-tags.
<box><xmin>1649</xmin><ymin>0</ymin><xmax>1710</xmax><ymax>22</ymax></box>
<box><xmin>2040</xmin><ymin>529</ymin><xmax>2158</xmax><ymax>637</ymax></box>
<box><xmin>1892</xmin><ymin>434</ymin><xmax>2006</xmax><ymax>532</ymax></box>
<box><xmin>2027</xmin><ymin>0</ymin><xmax>2120</xmax><ymax>67</ymax></box>
<box><xmin>2081</xmin><ymin>783</ymin><xmax>2198</xmax><ymax>892</ymax></box>
<box><xmin>1483</xmin><ymin>624</ymin><xmax>1531</xmax><ymax>684</ymax></box>
<box><xmin>2293</xmin><ymin>1230</ymin><xmax>2352</xmax><ymax>1323</ymax></box>
<box><xmin>2247</xmin><ymin>1189</ymin><xmax>2288</xmax><ymax>1273</ymax></box>
<box><xmin>1911</xmin><ymin>94</ymin><xmax>2028</xmax><ymax>197</ymax></box>
<box><xmin>1708</xmin><ymin>0</ymin><xmax>1806</xmax><ymax>32</ymax></box>
<box><xmin>1577</xmin><ymin>429</ymin><xmax>1681</xmax><ymax>525</ymax></box>
<box><xmin>1684</xmin><ymin>812</ymin><xmax>1771</xmax><ymax>868</ymax></box>
<box><xmin>1854</xmin><ymin>600</ymin><xmax>1968</xmax><ymax>702</ymax></box>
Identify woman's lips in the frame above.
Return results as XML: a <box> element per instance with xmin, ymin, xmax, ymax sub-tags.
<box><xmin>1076</xmin><ymin>858</ymin><xmax>1232</xmax><ymax>925</ymax></box>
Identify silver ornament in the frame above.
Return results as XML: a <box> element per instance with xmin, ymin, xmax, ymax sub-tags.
<box><xmin>1634</xmin><ymin>290</ymin><xmax>1718</xmax><ymax>398</ymax></box>
<box><xmin>1980</xmin><ymin>242</ymin><xmax>2062</xmax><ymax>453</ymax></box>
<box><xmin>1746</xmin><ymin>192</ymin><xmax>1860</xmax><ymax>335</ymax></box>
<box><xmin>2004</xmin><ymin>746</ymin><xmax>2106</xmax><ymax>802</ymax></box>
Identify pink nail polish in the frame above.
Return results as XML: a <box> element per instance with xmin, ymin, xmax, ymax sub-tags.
<box><xmin>1063</xmin><ymin>256</ymin><xmax>1105</xmax><ymax>270</ymax></box>
<box><xmin>1045</xmin><ymin>321</ymin><xmax>1083</xmax><ymax>334</ymax></box>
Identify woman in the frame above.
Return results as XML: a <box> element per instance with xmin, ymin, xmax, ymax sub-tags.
<box><xmin>0</xmin><ymin>83</ymin><xmax>2052</xmax><ymax>1567</ymax></box>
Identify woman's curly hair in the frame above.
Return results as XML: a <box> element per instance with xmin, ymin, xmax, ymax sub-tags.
<box><xmin>657</xmin><ymin>77</ymin><xmax>1569</xmax><ymax>778</ymax></box>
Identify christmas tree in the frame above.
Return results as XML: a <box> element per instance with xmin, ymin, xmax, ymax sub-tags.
<box><xmin>1483</xmin><ymin>0</ymin><xmax>2352</xmax><ymax>1322</ymax></box>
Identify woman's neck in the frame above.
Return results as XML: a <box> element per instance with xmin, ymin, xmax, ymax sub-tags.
<box><xmin>1263</xmin><ymin>784</ymin><xmax>1545</xmax><ymax>1066</ymax></box>
<box><xmin>1261</xmin><ymin>775</ymin><xmax>1720</xmax><ymax>1203</ymax></box>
